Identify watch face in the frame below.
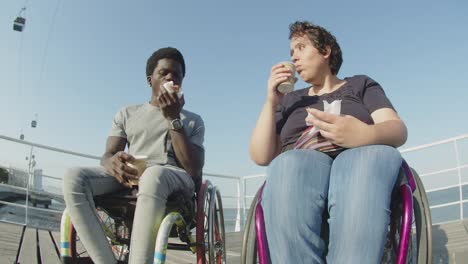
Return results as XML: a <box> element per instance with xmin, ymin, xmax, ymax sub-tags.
<box><xmin>171</xmin><ymin>119</ymin><xmax>183</xmax><ymax>130</ymax></box>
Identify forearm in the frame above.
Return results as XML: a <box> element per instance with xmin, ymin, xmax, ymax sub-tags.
<box><xmin>365</xmin><ymin>120</ymin><xmax>408</xmax><ymax>148</ymax></box>
<box><xmin>100</xmin><ymin>152</ymin><xmax>114</xmax><ymax>167</ymax></box>
<box><xmin>249</xmin><ymin>102</ymin><xmax>280</xmax><ymax>166</ymax></box>
<box><xmin>170</xmin><ymin>129</ymin><xmax>203</xmax><ymax>178</ymax></box>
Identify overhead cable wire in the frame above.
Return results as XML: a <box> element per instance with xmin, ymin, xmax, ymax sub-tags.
<box><xmin>35</xmin><ymin>0</ymin><xmax>63</xmax><ymax>112</ymax></box>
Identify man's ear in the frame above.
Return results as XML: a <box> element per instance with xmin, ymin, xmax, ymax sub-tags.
<box><xmin>146</xmin><ymin>76</ymin><xmax>152</xmax><ymax>86</ymax></box>
<box><xmin>323</xmin><ymin>46</ymin><xmax>332</xmax><ymax>59</ymax></box>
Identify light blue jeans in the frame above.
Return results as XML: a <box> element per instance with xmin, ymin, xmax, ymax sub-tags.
<box><xmin>262</xmin><ymin>145</ymin><xmax>402</xmax><ymax>264</ymax></box>
<box><xmin>62</xmin><ymin>165</ymin><xmax>194</xmax><ymax>264</ymax></box>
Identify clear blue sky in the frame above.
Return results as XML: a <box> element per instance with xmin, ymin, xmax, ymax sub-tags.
<box><xmin>1</xmin><ymin>0</ymin><xmax>468</xmax><ymax>177</ymax></box>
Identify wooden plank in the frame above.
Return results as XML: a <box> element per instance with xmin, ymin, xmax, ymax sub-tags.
<box><xmin>2</xmin><ymin>220</ymin><xmax>468</xmax><ymax>263</ymax></box>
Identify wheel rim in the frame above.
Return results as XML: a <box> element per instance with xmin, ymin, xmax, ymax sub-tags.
<box><xmin>197</xmin><ymin>180</ymin><xmax>212</xmax><ymax>264</ymax></box>
<box><xmin>241</xmin><ymin>189</ymin><xmax>260</xmax><ymax>264</ymax></box>
<box><xmin>68</xmin><ymin>209</ymin><xmax>130</xmax><ymax>263</ymax></box>
<box><xmin>214</xmin><ymin>188</ymin><xmax>226</xmax><ymax>263</ymax></box>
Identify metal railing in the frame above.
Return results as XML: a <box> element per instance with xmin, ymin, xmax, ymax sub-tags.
<box><xmin>2</xmin><ymin>133</ymin><xmax>468</xmax><ymax>232</ymax></box>
<box><xmin>0</xmin><ymin>134</ymin><xmax>243</xmax><ymax>232</ymax></box>
<box><xmin>400</xmin><ymin>134</ymin><xmax>468</xmax><ymax>224</ymax></box>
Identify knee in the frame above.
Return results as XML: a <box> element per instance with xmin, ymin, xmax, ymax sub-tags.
<box><xmin>62</xmin><ymin>167</ymin><xmax>88</xmax><ymax>202</ymax></box>
<box><xmin>364</xmin><ymin>145</ymin><xmax>402</xmax><ymax>166</ymax></box>
<box><xmin>138</xmin><ymin>166</ymin><xmax>172</xmax><ymax>199</ymax></box>
<box><xmin>338</xmin><ymin>145</ymin><xmax>402</xmax><ymax>166</ymax></box>
<box><xmin>266</xmin><ymin>150</ymin><xmax>332</xmax><ymax>191</ymax></box>
<box><xmin>269</xmin><ymin>150</ymin><xmax>324</xmax><ymax>170</ymax></box>
<box><xmin>63</xmin><ymin>167</ymin><xmax>86</xmax><ymax>192</ymax></box>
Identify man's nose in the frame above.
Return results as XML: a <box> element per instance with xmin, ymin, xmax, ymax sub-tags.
<box><xmin>291</xmin><ymin>53</ymin><xmax>298</xmax><ymax>63</ymax></box>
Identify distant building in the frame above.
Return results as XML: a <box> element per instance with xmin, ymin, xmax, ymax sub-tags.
<box><xmin>8</xmin><ymin>167</ymin><xmax>28</xmax><ymax>188</ymax></box>
<box><xmin>33</xmin><ymin>169</ymin><xmax>43</xmax><ymax>190</ymax></box>
<box><xmin>7</xmin><ymin>166</ymin><xmax>43</xmax><ymax>190</ymax></box>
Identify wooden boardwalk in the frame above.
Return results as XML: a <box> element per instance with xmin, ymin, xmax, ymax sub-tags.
<box><xmin>0</xmin><ymin>222</ymin><xmax>242</xmax><ymax>264</ymax></box>
<box><xmin>1</xmin><ymin>220</ymin><xmax>468</xmax><ymax>263</ymax></box>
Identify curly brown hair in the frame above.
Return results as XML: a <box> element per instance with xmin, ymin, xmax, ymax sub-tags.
<box><xmin>289</xmin><ymin>21</ymin><xmax>343</xmax><ymax>75</ymax></box>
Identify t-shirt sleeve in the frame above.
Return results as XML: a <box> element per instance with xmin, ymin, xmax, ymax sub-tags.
<box><xmin>190</xmin><ymin>116</ymin><xmax>205</xmax><ymax>150</ymax></box>
<box><xmin>362</xmin><ymin>76</ymin><xmax>395</xmax><ymax>113</ymax></box>
<box><xmin>109</xmin><ymin>109</ymin><xmax>127</xmax><ymax>138</ymax></box>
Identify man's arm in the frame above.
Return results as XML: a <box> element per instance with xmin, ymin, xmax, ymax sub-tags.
<box><xmin>157</xmin><ymin>88</ymin><xmax>204</xmax><ymax>179</ymax></box>
<box><xmin>169</xmin><ymin>129</ymin><xmax>204</xmax><ymax>179</ymax></box>
<box><xmin>101</xmin><ymin>136</ymin><xmax>138</xmax><ymax>188</ymax></box>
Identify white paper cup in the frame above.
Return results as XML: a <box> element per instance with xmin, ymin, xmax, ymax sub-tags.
<box><xmin>277</xmin><ymin>62</ymin><xmax>296</xmax><ymax>94</ymax></box>
<box><xmin>126</xmin><ymin>155</ymin><xmax>147</xmax><ymax>185</ymax></box>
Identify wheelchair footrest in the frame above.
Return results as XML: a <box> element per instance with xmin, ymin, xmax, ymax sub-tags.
<box><xmin>167</xmin><ymin>242</ymin><xmax>192</xmax><ymax>251</ymax></box>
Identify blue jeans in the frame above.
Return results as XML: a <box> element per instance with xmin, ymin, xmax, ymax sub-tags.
<box><xmin>262</xmin><ymin>145</ymin><xmax>402</xmax><ymax>264</ymax></box>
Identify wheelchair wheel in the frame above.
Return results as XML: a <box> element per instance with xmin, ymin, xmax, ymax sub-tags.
<box><xmin>381</xmin><ymin>191</ymin><xmax>416</xmax><ymax>264</ymax></box>
<box><xmin>412</xmin><ymin>169</ymin><xmax>432</xmax><ymax>264</ymax></box>
<box><xmin>382</xmin><ymin>170</ymin><xmax>432</xmax><ymax>264</ymax></box>
<box><xmin>60</xmin><ymin>208</ymin><xmax>130</xmax><ymax>264</ymax></box>
<box><xmin>196</xmin><ymin>180</ymin><xmax>226</xmax><ymax>264</ymax></box>
<box><xmin>241</xmin><ymin>189</ymin><xmax>260</xmax><ymax>264</ymax></box>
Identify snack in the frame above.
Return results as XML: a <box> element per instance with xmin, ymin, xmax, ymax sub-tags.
<box><xmin>163</xmin><ymin>81</ymin><xmax>183</xmax><ymax>98</ymax></box>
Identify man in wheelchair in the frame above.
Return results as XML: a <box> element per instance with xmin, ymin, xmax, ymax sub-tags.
<box><xmin>62</xmin><ymin>47</ymin><xmax>205</xmax><ymax>264</ymax></box>
<box><xmin>249</xmin><ymin>21</ymin><xmax>408</xmax><ymax>263</ymax></box>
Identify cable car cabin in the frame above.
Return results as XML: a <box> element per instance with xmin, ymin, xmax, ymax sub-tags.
<box><xmin>13</xmin><ymin>17</ymin><xmax>26</xmax><ymax>32</ymax></box>
<box><xmin>31</xmin><ymin>120</ymin><xmax>37</xmax><ymax>128</ymax></box>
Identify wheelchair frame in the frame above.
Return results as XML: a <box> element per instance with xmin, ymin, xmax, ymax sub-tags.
<box><xmin>60</xmin><ymin>179</ymin><xmax>226</xmax><ymax>264</ymax></box>
<box><xmin>241</xmin><ymin>160</ymin><xmax>432</xmax><ymax>264</ymax></box>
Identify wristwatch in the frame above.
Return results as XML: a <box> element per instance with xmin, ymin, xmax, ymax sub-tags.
<box><xmin>169</xmin><ymin>118</ymin><xmax>184</xmax><ymax>131</ymax></box>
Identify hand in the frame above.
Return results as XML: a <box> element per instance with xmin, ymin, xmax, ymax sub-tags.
<box><xmin>266</xmin><ymin>64</ymin><xmax>292</xmax><ymax>106</ymax></box>
<box><xmin>158</xmin><ymin>85</ymin><xmax>184</xmax><ymax>120</ymax></box>
<box><xmin>306</xmin><ymin>108</ymin><xmax>371</xmax><ymax>148</ymax></box>
<box><xmin>104</xmin><ymin>151</ymin><xmax>139</xmax><ymax>188</ymax></box>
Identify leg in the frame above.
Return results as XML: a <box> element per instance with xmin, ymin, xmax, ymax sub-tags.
<box><xmin>128</xmin><ymin>165</ymin><xmax>194</xmax><ymax>264</ymax></box>
<box><xmin>62</xmin><ymin>167</ymin><xmax>124</xmax><ymax>264</ymax></box>
<box><xmin>262</xmin><ymin>150</ymin><xmax>333</xmax><ymax>264</ymax></box>
<box><xmin>326</xmin><ymin>145</ymin><xmax>402</xmax><ymax>264</ymax></box>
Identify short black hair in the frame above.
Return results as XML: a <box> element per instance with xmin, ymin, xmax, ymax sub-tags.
<box><xmin>289</xmin><ymin>21</ymin><xmax>343</xmax><ymax>75</ymax></box>
<box><xmin>146</xmin><ymin>47</ymin><xmax>186</xmax><ymax>78</ymax></box>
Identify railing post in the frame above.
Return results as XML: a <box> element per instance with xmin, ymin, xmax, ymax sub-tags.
<box><xmin>454</xmin><ymin>140</ymin><xmax>463</xmax><ymax>220</ymax></box>
<box><xmin>25</xmin><ymin>145</ymin><xmax>34</xmax><ymax>225</ymax></box>
<box><xmin>234</xmin><ymin>177</ymin><xmax>242</xmax><ymax>232</ymax></box>
<box><xmin>242</xmin><ymin>176</ymin><xmax>247</xmax><ymax>229</ymax></box>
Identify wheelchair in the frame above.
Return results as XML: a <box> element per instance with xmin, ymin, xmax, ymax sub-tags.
<box><xmin>241</xmin><ymin>160</ymin><xmax>433</xmax><ymax>264</ymax></box>
<box><xmin>60</xmin><ymin>179</ymin><xmax>226</xmax><ymax>264</ymax></box>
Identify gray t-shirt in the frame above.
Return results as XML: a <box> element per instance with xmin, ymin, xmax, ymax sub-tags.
<box><xmin>109</xmin><ymin>102</ymin><xmax>205</xmax><ymax>168</ymax></box>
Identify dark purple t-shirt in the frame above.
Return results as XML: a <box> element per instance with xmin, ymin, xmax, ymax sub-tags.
<box><xmin>275</xmin><ymin>75</ymin><xmax>395</xmax><ymax>151</ymax></box>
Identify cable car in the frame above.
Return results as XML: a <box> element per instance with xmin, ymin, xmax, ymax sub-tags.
<box><xmin>13</xmin><ymin>17</ymin><xmax>26</xmax><ymax>32</ymax></box>
<box><xmin>31</xmin><ymin>114</ymin><xmax>38</xmax><ymax>128</ymax></box>
<box><xmin>13</xmin><ymin>7</ymin><xmax>26</xmax><ymax>32</ymax></box>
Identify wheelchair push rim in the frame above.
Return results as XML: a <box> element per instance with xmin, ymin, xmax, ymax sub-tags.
<box><xmin>196</xmin><ymin>180</ymin><xmax>226</xmax><ymax>264</ymax></box>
